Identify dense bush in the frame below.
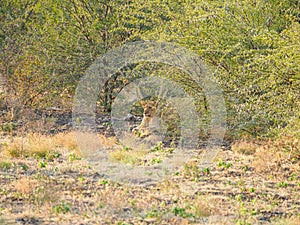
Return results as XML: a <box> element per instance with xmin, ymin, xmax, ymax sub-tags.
<box><xmin>0</xmin><ymin>0</ymin><xmax>299</xmax><ymax>139</ymax></box>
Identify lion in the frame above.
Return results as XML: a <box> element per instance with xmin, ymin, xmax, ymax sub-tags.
<box><xmin>132</xmin><ymin>100</ymin><xmax>157</xmax><ymax>137</ymax></box>
<box><xmin>132</xmin><ymin>98</ymin><xmax>180</xmax><ymax>147</ymax></box>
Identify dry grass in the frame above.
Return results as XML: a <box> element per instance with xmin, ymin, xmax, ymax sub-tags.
<box><xmin>2</xmin><ymin>133</ymin><xmax>55</xmax><ymax>158</ymax></box>
<box><xmin>97</xmin><ymin>134</ymin><xmax>118</xmax><ymax>147</ymax></box>
<box><xmin>252</xmin><ymin>146</ymin><xmax>281</xmax><ymax>173</ymax></box>
<box><xmin>12</xmin><ymin>177</ymin><xmax>37</xmax><ymax>195</ymax></box>
<box><xmin>1</xmin><ymin>132</ymin><xmax>82</xmax><ymax>159</ymax></box>
<box><xmin>275</xmin><ymin>134</ymin><xmax>300</xmax><ymax>160</ymax></box>
<box><xmin>0</xmin><ymin>132</ymin><xmax>299</xmax><ymax>224</ymax></box>
<box><xmin>53</xmin><ymin>132</ymin><xmax>79</xmax><ymax>152</ymax></box>
<box><xmin>231</xmin><ymin>139</ymin><xmax>260</xmax><ymax>155</ymax></box>
<box><xmin>273</xmin><ymin>216</ymin><xmax>300</xmax><ymax>225</ymax></box>
<box><xmin>252</xmin><ymin>137</ymin><xmax>300</xmax><ymax>174</ymax></box>
<box><xmin>188</xmin><ymin>195</ymin><xmax>214</xmax><ymax>217</ymax></box>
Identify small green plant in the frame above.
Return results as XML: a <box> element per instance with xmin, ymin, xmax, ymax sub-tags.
<box><xmin>102</xmin><ymin>122</ymin><xmax>112</xmax><ymax>127</ymax></box>
<box><xmin>250</xmin><ymin>209</ymin><xmax>257</xmax><ymax>215</ymax></box>
<box><xmin>1</xmin><ymin>122</ymin><xmax>17</xmax><ymax>132</ymax></box>
<box><xmin>0</xmin><ymin>161</ymin><xmax>12</xmax><ymax>170</ymax></box>
<box><xmin>54</xmin><ymin>202</ymin><xmax>71</xmax><ymax>214</ymax></box>
<box><xmin>151</xmin><ymin>157</ymin><xmax>162</xmax><ymax>164</ymax></box>
<box><xmin>117</xmin><ymin>222</ymin><xmax>131</xmax><ymax>225</ymax></box>
<box><xmin>203</xmin><ymin>167</ymin><xmax>210</xmax><ymax>175</ymax></box>
<box><xmin>235</xmin><ymin>219</ymin><xmax>251</xmax><ymax>225</ymax></box>
<box><xmin>86</xmin><ymin>165</ymin><xmax>92</xmax><ymax>169</ymax></box>
<box><xmin>242</xmin><ymin>165</ymin><xmax>249</xmax><ymax>172</ymax></box>
<box><xmin>249</xmin><ymin>187</ymin><xmax>255</xmax><ymax>193</ymax></box>
<box><xmin>38</xmin><ymin>161</ymin><xmax>47</xmax><ymax>168</ymax></box>
<box><xmin>278</xmin><ymin>181</ymin><xmax>288</xmax><ymax>188</ymax></box>
<box><xmin>69</xmin><ymin>153</ymin><xmax>81</xmax><ymax>162</ymax></box>
<box><xmin>100</xmin><ymin>179</ymin><xmax>108</xmax><ymax>185</ymax></box>
<box><xmin>75</xmin><ymin>117</ymin><xmax>82</xmax><ymax>123</ymax></box>
<box><xmin>78</xmin><ymin>175</ymin><xmax>84</xmax><ymax>182</ymax></box>
<box><xmin>122</xmin><ymin>146</ymin><xmax>131</xmax><ymax>151</ymax></box>
<box><xmin>18</xmin><ymin>162</ymin><xmax>28</xmax><ymax>171</ymax></box>
<box><xmin>225</xmin><ymin>180</ymin><xmax>232</xmax><ymax>186</ymax></box>
<box><xmin>183</xmin><ymin>163</ymin><xmax>201</xmax><ymax>179</ymax></box>
<box><xmin>33</xmin><ymin>151</ymin><xmax>47</xmax><ymax>159</ymax></box>
<box><xmin>217</xmin><ymin>160</ymin><xmax>232</xmax><ymax>169</ymax></box>
<box><xmin>109</xmin><ymin>149</ymin><xmax>145</xmax><ymax>166</ymax></box>
<box><xmin>146</xmin><ymin>209</ymin><xmax>160</xmax><ymax>218</ymax></box>
<box><xmin>235</xmin><ymin>194</ymin><xmax>243</xmax><ymax>202</ymax></box>
<box><xmin>288</xmin><ymin>173</ymin><xmax>297</xmax><ymax>181</ymax></box>
<box><xmin>50</xmin><ymin>152</ymin><xmax>61</xmax><ymax>160</ymax></box>
<box><xmin>172</xmin><ymin>207</ymin><xmax>194</xmax><ymax>218</ymax></box>
<box><xmin>151</xmin><ymin>142</ymin><xmax>164</xmax><ymax>152</ymax></box>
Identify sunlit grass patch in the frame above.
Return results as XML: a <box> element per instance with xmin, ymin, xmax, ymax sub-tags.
<box><xmin>53</xmin><ymin>132</ymin><xmax>79</xmax><ymax>152</ymax></box>
<box><xmin>0</xmin><ymin>160</ymin><xmax>12</xmax><ymax>170</ymax></box>
<box><xmin>109</xmin><ymin>147</ymin><xmax>146</xmax><ymax>166</ymax></box>
<box><xmin>1</xmin><ymin>132</ymin><xmax>81</xmax><ymax>159</ymax></box>
<box><xmin>2</xmin><ymin>134</ymin><xmax>56</xmax><ymax>158</ymax></box>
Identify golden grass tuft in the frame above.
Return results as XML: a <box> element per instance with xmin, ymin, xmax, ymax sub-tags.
<box><xmin>274</xmin><ymin>134</ymin><xmax>300</xmax><ymax>161</ymax></box>
<box><xmin>13</xmin><ymin>177</ymin><xmax>37</xmax><ymax>195</ymax></box>
<box><xmin>252</xmin><ymin>137</ymin><xmax>300</xmax><ymax>174</ymax></box>
<box><xmin>190</xmin><ymin>196</ymin><xmax>213</xmax><ymax>217</ymax></box>
<box><xmin>2</xmin><ymin>133</ymin><xmax>55</xmax><ymax>158</ymax></box>
<box><xmin>252</xmin><ymin>145</ymin><xmax>280</xmax><ymax>173</ymax></box>
<box><xmin>2</xmin><ymin>132</ymin><xmax>81</xmax><ymax>159</ymax></box>
<box><xmin>53</xmin><ymin>132</ymin><xmax>80</xmax><ymax>155</ymax></box>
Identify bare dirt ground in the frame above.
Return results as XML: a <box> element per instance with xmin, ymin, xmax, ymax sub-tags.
<box><xmin>0</xmin><ymin>138</ymin><xmax>299</xmax><ymax>225</ymax></box>
<box><xmin>0</xmin><ymin>113</ymin><xmax>299</xmax><ymax>225</ymax></box>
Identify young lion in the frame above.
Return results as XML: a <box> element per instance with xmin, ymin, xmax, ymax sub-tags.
<box><xmin>132</xmin><ymin>100</ymin><xmax>157</xmax><ymax>138</ymax></box>
<box><xmin>132</xmin><ymin>98</ymin><xmax>180</xmax><ymax>146</ymax></box>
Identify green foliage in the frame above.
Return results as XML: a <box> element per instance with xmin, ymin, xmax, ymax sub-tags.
<box><xmin>217</xmin><ymin>160</ymin><xmax>232</xmax><ymax>169</ymax></box>
<box><xmin>172</xmin><ymin>206</ymin><xmax>194</xmax><ymax>218</ymax></box>
<box><xmin>278</xmin><ymin>181</ymin><xmax>288</xmax><ymax>188</ymax></box>
<box><xmin>0</xmin><ymin>161</ymin><xmax>12</xmax><ymax>170</ymax></box>
<box><xmin>38</xmin><ymin>161</ymin><xmax>47</xmax><ymax>168</ymax></box>
<box><xmin>68</xmin><ymin>153</ymin><xmax>81</xmax><ymax>162</ymax></box>
<box><xmin>0</xmin><ymin>123</ymin><xmax>17</xmax><ymax>132</ymax></box>
<box><xmin>129</xmin><ymin>0</ymin><xmax>300</xmax><ymax>138</ymax></box>
<box><xmin>150</xmin><ymin>157</ymin><xmax>162</xmax><ymax>164</ymax></box>
<box><xmin>203</xmin><ymin>167</ymin><xmax>211</xmax><ymax>175</ymax></box>
<box><xmin>100</xmin><ymin>179</ymin><xmax>108</xmax><ymax>185</ymax></box>
<box><xmin>0</xmin><ymin>0</ymin><xmax>299</xmax><ymax>139</ymax></box>
<box><xmin>146</xmin><ymin>209</ymin><xmax>160</xmax><ymax>218</ymax></box>
<box><xmin>53</xmin><ymin>201</ymin><xmax>71</xmax><ymax>214</ymax></box>
<box><xmin>0</xmin><ymin>0</ymin><xmax>133</xmax><ymax>110</ymax></box>
<box><xmin>151</xmin><ymin>141</ymin><xmax>164</xmax><ymax>152</ymax></box>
